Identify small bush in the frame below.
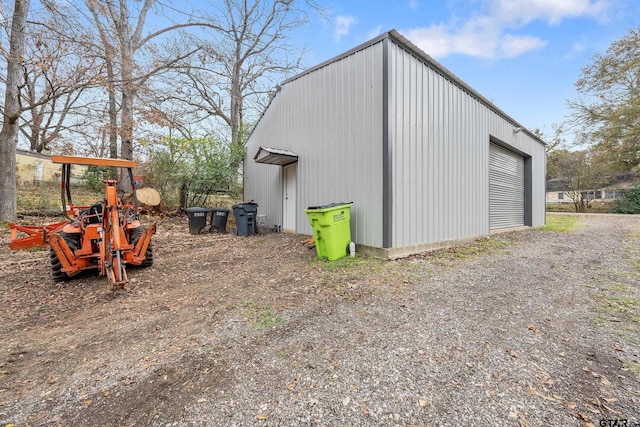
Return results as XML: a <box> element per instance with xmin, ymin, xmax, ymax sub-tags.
<box><xmin>82</xmin><ymin>165</ymin><xmax>114</xmax><ymax>192</ymax></box>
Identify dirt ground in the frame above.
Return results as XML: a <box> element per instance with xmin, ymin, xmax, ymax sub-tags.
<box><xmin>0</xmin><ymin>213</ymin><xmax>639</xmax><ymax>426</ymax></box>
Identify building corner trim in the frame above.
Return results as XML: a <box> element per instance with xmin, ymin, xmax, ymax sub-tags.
<box><xmin>382</xmin><ymin>37</ymin><xmax>392</xmax><ymax>249</ymax></box>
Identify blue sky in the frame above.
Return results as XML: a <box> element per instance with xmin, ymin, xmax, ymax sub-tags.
<box><xmin>295</xmin><ymin>0</ymin><xmax>640</xmax><ymax>141</ymax></box>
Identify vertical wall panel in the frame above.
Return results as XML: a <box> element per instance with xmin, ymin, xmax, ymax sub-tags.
<box><xmin>244</xmin><ymin>43</ymin><xmax>385</xmax><ymax>248</ymax></box>
<box><xmin>388</xmin><ymin>42</ymin><xmax>545</xmax><ymax>248</ymax></box>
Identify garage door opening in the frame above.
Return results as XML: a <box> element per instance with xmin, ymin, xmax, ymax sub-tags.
<box><xmin>489</xmin><ymin>143</ymin><xmax>525</xmax><ymax>230</ymax></box>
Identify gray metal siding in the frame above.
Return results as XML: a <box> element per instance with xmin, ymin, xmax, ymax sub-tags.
<box><xmin>246</xmin><ymin>34</ymin><xmax>546</xmax><ymax>252</ymax></box>
<box><xmin>489</xmin><ymin>143</ymin><xmax>525</xmax><ymax>229</ymax></box>
<box><xmin>388</xmin><ymin>41</ymin><xmax>546</xmax><ymax>248</ymax></box>
<box><xmin>244</xmin><ymin>42</ymin><xmax>385</xmax><ymax>248</ymax></box>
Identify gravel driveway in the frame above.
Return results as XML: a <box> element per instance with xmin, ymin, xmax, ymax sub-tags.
<box><xmin>1</xmin><ymin>213</ymin><xmax>639</xmax><ymax>426</ymax></box>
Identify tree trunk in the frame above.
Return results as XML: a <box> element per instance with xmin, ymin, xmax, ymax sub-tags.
<box><xmin>106</xmin><ymin>56</ymin><xmax>118</xmax><ymax>179</ymax></box>
<box><xmin>179</xmin><ymin>180</ymin><xmax>189</xmax><ymax>210</ymax></box>
<box><xmin>117</xmin><ymin>10</ymin><xmax>135</xmax><ymax>192</ymax></box>
<box><xmin>0</xmin><ymin>0</ymin><xmax>30</xmax><ymax>221</ymax></box>
<box><xmin>118</xmin><ymin>73</ymin><xmax>135</xmax><ymax>192</ymax></box>
<box><xmin>228</xmin><ymin>63</ymin><xmax>243</xmax><ymax>175</ymax></box>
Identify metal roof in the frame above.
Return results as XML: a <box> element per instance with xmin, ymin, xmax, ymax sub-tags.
<box><xmin>259</xmin><ymin>29</ymin><xmax>546</xmax><ymax>147</ymax></box>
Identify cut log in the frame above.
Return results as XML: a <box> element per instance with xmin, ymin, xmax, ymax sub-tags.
<box><xmin>136</xmin><ymin>188</ymin><xmax>161</xmax><ymax>207</ymax></box>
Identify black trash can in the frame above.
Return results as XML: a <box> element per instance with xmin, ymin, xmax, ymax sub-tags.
<box><xmin>186</xmin><ymin>207</ymin><xmax>211</xmax><ymax>235</ymax></box>
<box><xmin>232</xmin><ymin>202</ymin><xmax>258</xmax><ymax>236</ymax></box>
<box><xmin>210</xmin><ymin>208</ymin><xmax>230</xmax><ymax>233</ymax></box>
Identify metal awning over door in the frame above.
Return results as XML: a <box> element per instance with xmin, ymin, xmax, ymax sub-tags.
<box><xmin>489</xmin><ymin>143</ymin><xmax>525</xmax><ymax>230</ymax></box>
<box><xmin>253</xmin><ymin>146</ymin><xmax>298</xmax><ymax>166</ymax></box>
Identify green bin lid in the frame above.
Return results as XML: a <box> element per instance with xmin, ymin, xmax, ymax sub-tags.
<box><xmin>306</xmin><ymin>202</ymin><xmax>352</xmax><ymax>210</ymax></box>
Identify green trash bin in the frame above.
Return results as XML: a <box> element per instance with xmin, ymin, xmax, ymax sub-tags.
<box><xmin>304</xmin><ymin>202</ymin><xmax>353</xmax><ymax>261</ymax></box>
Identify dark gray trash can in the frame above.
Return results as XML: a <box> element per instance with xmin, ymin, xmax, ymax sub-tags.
<box><xmin>210</xmin><ymin>208</ymin><xmax>230</xmax><ymax>233</ymax></box>
<box><xmin>186</xmin><ymin>207</ymin><xmax>211</xmax><ymax>235</ymax></box>
<box><xmin>232</xmin><ymin>202</ymin><xmax>258</xmax><ymax>236</ymax></box>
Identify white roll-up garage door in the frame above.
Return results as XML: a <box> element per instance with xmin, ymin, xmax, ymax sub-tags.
<box><xmin>489</xmin><ymin>143</ymin><xmax>525</xmax><ymax>230</ymax></box>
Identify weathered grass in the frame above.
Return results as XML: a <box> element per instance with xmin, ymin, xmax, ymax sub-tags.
<box><xmin>430</xmin><ymin>238</ymin><xmax>510</xmax><ymax>262</ymax></box>
<box><xmin>540</xmin><ymin>214</ymin><xmax>580</xmax><ymax>232</ymax></box>
<box><xmin>310</xmin><ymin>253</ymin><xmax>386</xmax><ymax>272</ymax></box>
<box><xmin>623</xmin><ymin>359</ymin><xmax>640</xmax><ymax>375</ymax></box>
<box><xmin>17</xmin><ymin>181</ymin><xmax>103</xmax><ymax>212</ymax></box>
<box><xmin>546</xmin><ymin>201</ymin><xmax>613</xmax><ymax>213</ymax></box>
<box><xmin>239</xmin><ymin>301</ymin><xmax>284</xmax><ymax>330</ymax></box>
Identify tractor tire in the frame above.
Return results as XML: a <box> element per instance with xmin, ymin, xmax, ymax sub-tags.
<box><xmin>50</xmin><ymin>232</ymin><xmax>80</xmax><ymax>282</ymax></box>
<box><xmin>130</xmin><ymin>227</ymin><xmax>153</xmax><ymax>268</ymax></box>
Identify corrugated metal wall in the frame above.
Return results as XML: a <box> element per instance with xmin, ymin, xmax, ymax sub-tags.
<box><xmin>388</xmin><ymin>41</ymin><xmax>546</xmax><ymax>248</ymax></box>
<box><xmin>244</xmin><ymin>42</ymin><xmax>385</xmax><ymax>248</ymax></box>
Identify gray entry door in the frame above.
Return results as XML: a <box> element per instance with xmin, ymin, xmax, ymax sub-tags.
<box><xmin>489</xmin><ymin>143</ymin><xmax>525</xmax><ymax>230</ymax></box>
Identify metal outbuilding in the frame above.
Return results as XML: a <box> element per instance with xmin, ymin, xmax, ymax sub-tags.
<box><xmin>244</xmin><ymin>30</ymin><xmax>546</xmax><ymax>258</ymax></box>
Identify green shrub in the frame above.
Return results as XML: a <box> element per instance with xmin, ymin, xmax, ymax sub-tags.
<box><xmin>82</xmin><ymin>165</ymin><xmax>114</xmax><ymax>192</ymax></box>
<box><xmin>612</xmin><ymin>187</ymin><xmax>640</xmax><ymax>214</ymax></box>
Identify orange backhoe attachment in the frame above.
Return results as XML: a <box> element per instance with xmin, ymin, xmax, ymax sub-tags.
<box><xmin>8</xmin><ymin>155</ymin><xmax>156</xmax><ymax>290</ymax></box>
<box><xmin>8</xmin><ymin>221</ymin><xmax>68</xmax><ymax>250</ymax></box>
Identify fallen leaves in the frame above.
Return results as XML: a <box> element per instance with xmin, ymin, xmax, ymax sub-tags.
<box><xmin>570</xmin><ymin>412</ymin><xmax>591</xmax><ymax>422</ymax></box>
<box><xmin>588</xmin><ymin>397</ymin><xmax>621</xmax><ymax>415</ymax></box>
<box><xmin>526</xmin><ymin>386</ymin><xmax>562</xmax><ymax>403</ymax></box>
<box><xmin>528</xmin><ymin>324</ymin><xmax>538</xmax><ymax>332</ymax></box>
<box><xmin>286</xmin><ymin>374</ymin><xmax>300</xmax><ymax>390</ymax></box>
<box><xmin>584</xmin><ymin>403</ymin><xmax>600</xmax><ymax>414</ymax></box>
<box><xmin>590</xmin><ymin>371</ymin><xmax>612</xmax><ymax>387</ymax></box>
<box><xmin>46</xmin><ymin>373</ymin><xmax>57</xmax><ymax>384</ymax></box>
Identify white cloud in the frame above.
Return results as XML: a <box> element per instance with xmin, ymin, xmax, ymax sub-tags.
<box><xmin>405</xmin><ymin>23</ymin><xmax>547</xmax><ymax>59</ymax></box>
<box><xmin>491</xmin><ymin>0</ymin><xmax>609</xmax><ymax>25</ymax></box>
<box><xmin>499</xmin><ymin>34</ymin><xmax>548</xmax><ymax>57</ymax></box>
<box><xmin>402</xmin><ymin>0</ymin><xmax>609</xmax><ymax>59</ymax></box>
<box><xmin>334</xmin><ymin>15</ymin><xmax>357</xmax><ymax>42</ymax></box>
<box><xmin>409</xmin><ymin>0</ymin><xmax>419</xmax><ymax>10</ymax></box>
<box><xmin>563</xmin><ymin>40</ymin><xmax>587</xmax><ymax>59</ymax></box>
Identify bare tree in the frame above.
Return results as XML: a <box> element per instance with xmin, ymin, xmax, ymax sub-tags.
<box><xmin>16</xmin><ymin>25</ymin><xmax>103</xmax><ymax>152</ymax></box>
<box><xmin>549</xmin><ymin>148</ymin><xmax>607</xmax><ymax>212</ymax></box>
<box><xmin>0</xmin><ymin>0</ymin><xmax>29</xmax><ymax>221</ymax></box>
<box><xmin>532</xmin><ymin>123</ymin><xmax>566</xmax><ymax>154</ymax></box>
<box><xmin>84</xmin><ymin>0</ymin><xmax>202</xmax><ymax>190</ymax></box>
<box><xmin>169</xmin><ymin>0</ymin><xmax>320</xmax><ymax>171</ymax></box>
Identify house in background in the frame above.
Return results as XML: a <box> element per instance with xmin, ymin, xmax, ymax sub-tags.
<box><xmin>546</xmin><ymin>177</ymin><xmax>634</xmax><ymax>204</ymax></box>
<box><xmin>244</xmin><ymin>30</ymin><xmax>546</xmax><ymax>258</ymax></box>
<box><xmin>16</xmin><ymin>149</ymin><xmax>87</xmax><ymax>184</ymax></box>
<box><xmin>16</xmin><ymin>149</ymin><xmax>58</xmax><ymax>183</ymax></box>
